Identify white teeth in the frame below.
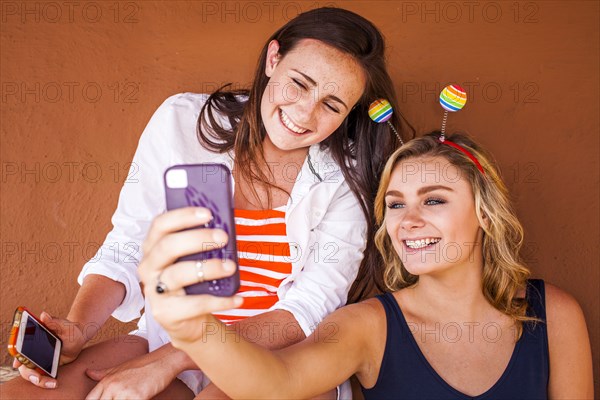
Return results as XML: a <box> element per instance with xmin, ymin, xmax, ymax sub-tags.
<box><xmin>404</xmin><ymin>238</ymin><xmax>441</xmax><ymax>249</ymax></box>
<box><xmin>280</xmin><ymin>110</ymin><xmax>308</xmax><ymax>134</ymax></box>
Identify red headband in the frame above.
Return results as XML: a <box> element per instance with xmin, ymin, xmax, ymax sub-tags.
<box><xmin>438</xmin><ymin>136</ymin><xmax>485</xmax><ymax>175</ymax></box>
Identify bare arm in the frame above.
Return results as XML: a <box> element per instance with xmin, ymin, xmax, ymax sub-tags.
<box><xmin>192</xmin><ymin>310</ymin><xmax>310</xmax><ymax>398</ymax></box>
<box><xmin>169</xmin><ymin>302</ymin><xmax>374</xmax><ymax>399</ymax></box>
<box><xmin>161</xmin><ymin>309</ymin><xmax>307</xmax><ymax>373</ymax></box>
<box><xmin>228</xmin><ymin>309</ymin><xmax>306</xmax><ymax>349</ymax></box>
<box><xmin>546</xmin><ymin>283</ymin><xmax>594</xmax><ymax>399</ymax></box>
<box><xmin>67</xmin><ymin>274</ymin><xmax>127</xmax><ymax>341</ymax></box>
<box><xmin>138</xmin><ymin>207</ymin><xmax>375</xmax><ymax>397</ymax></box>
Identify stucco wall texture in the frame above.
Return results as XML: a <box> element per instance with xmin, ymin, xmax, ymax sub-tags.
<box><xmin>1</xmin><ymin>0</ymin><xmax>598</xmax><ymax>392</ymax></box>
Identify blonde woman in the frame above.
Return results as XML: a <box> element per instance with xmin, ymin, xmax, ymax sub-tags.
<box><xmin>140</xmin><ymin>132</ymin><xmax>593</xmax><ymax>398</ymax></box>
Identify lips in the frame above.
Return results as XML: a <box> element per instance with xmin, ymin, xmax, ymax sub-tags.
<box><xmin>279</xmin><ymin>109</ymin><xmax>310</xmax><ymax>135</ymax></box>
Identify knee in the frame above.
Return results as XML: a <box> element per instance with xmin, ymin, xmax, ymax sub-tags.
<box><xmin>0</xmin><ymin>376</ymin><xmax>40</xmax><ymax>399</ymax></box>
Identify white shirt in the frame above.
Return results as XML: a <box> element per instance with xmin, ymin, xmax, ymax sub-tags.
<box><xmin>78</xmin><ymin>93</ymin><xmax>366</xmax><ymax>396</ymax></box>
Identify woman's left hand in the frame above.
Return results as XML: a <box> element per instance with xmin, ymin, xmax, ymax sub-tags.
<box><xmin>138</xmin><ymin>206</ymin><xmax>243</xmax><ymax>347</ymax></box>
<box><xmin>84</xmin><ymin>351</ymin><xmax>176</xmax><ymax>400</ymax></box>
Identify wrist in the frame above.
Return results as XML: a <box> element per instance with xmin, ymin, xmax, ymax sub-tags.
<box><xmin>167</xmin><ymin>315</ymin><xmax>220</xmax><ymax>368</ymax></box>
<box><xmin>165</xmin><ymin>343</ymin><xmax>198</xmax><ymax>374</ymax></box>
<box><xmin>66</xmin><ymin>318</ymin><xmax>95</xmax><ymax>344</ymax></box>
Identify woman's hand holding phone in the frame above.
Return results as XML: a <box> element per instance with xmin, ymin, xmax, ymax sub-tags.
<box><xmin>12</xmin><ymin>312</ymin><xmax>86</xmax><ymax>389</ymax></box>
<box><xmin>138</xmin><ymin>206</ymin><xmax>243</xmax><ymax>346</ymax></box>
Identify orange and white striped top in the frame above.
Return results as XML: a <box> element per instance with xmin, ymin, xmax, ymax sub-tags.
<box><xmin>213</xmin><ymin>208</ymin><xmax>292</xmax><ymax>324</ymax></box>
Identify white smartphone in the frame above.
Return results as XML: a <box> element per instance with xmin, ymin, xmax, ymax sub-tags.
<box><xmin>8</xmin><ymin>307</ymin><xmax>62</xmax><ymax>378</ymax></box>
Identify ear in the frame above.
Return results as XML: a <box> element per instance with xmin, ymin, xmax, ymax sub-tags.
<box><xmin>479</xmin><ymin>209</ymin><xmax>490</xmax><ymax>230</ymax></box>
<box><xmin>264</xmin><ymin>40</ymin><xmax>281</xmax><ymax>78</ymax></box>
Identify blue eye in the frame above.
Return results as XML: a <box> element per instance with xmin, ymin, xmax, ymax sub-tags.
<box><xmin>425</xmin><ymin>198</ymin><xmax>445</xmax><ymax>205</ymax></box>
<box><xmin>387</xmin><ymin>202</ymin><xmax>404</xmax><ymax>209</ymax></box>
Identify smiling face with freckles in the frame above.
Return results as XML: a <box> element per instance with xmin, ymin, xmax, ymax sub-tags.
<box><xmin>384</xmin><ymin>155</ymin><xmax>485</xmax><ymax>277</ymax></box>
<box><xmin>260</xmin><ymin>38</ymin><xmax>366</xmax><ymax>153</ymax></box>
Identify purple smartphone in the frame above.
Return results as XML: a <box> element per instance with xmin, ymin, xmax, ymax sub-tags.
<box><xmin>164</xmin><ymin>163</ymin><xmax>239</xmax><ymax>296</ymax></box>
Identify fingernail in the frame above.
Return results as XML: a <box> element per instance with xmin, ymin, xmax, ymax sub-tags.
<box><xmin>212</xmin><ymin>230</ymin><xmax>228</xmax><ymax>243</ymax></box>
<box><xmin>29</xmin><ymin>375</ymin><xmax>39</xmax><ymax>385</ymax></box>
<box><xmin>234</xmin><ymin>296</ymin><xmax>243</xmax><ymax>306</ymax></box>
<box><xmin>195</xmin><ymin>208</ymin><xmax>211</xmax><ymax>220</ymax></box>
<box><xmin>223</xmin><ymin>260</ymin><xmax>236</xmax><ymax>272</ymax></box>
<box><xmin>45</xmin><ymin>381</ymin><xmax>56</xmax><ymax>388</ymax></box>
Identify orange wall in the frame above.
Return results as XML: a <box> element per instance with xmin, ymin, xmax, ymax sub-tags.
<box><xmin>1</xmin><ymin>0</ymin><xmax>598</xmax><ymax>392</ymax></box>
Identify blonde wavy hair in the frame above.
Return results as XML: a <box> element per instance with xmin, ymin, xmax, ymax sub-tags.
<box><xmin>374</xmin><ymin>132</ymin><xmax>536</xmax><ymax>337</ymax></box>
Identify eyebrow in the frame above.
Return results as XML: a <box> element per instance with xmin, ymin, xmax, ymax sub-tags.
<box><xmin>292</xmin><ymin>69</ymin><xmax>349</xmax><ymax>110</ymax></box>
<box><xmin>385</xmin><ymin>185</ymin><xmax>454</xmax><ymax>197</ymax></box>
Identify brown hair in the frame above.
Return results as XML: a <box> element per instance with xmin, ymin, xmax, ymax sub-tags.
<box><xmin>197</xmin><ymin>7</ymin><xmax>415</xmax><ymax>302</ymax></box>
<box><xmin>374</xmin><ymin>132</ymin><xmax>535</xmax><ymax>337</ymax></box>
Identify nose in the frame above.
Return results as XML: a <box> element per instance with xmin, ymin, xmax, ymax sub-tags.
<box><xmin>293</xmin><ymin>94</ymin><xmax>317</xmax><ymax>125</ymax></box>
<box><xmin>400</xmin><ymin>206</ymin><xmax>425</xmax><ymax>231</ymax></box>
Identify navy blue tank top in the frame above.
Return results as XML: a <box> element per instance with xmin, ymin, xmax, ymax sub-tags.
<box><xmin>362</xmin><ymin>279</ymin><xmax>549</xmax><ymax>399</ymax></box>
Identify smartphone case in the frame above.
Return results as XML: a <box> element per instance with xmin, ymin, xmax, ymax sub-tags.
<box><xmin>7</xmin><ymin>306</ymin><xmax>60</xmax><ymax>377</ymax></box>
<box><xmin>7</xmin><ymin>307</ymin><xmax>26</xmax><ymax>361</ymax></box>
<box><xmin>164</xmin><ymin>164</ymin><xmax>240</xmax><ymax>296</ymax></box>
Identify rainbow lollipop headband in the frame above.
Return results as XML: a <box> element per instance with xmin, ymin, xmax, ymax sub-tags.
<box><xmin>368</xmin><ymin>84</ymin><xmax>485</xmax><ymax>175</ymax></box>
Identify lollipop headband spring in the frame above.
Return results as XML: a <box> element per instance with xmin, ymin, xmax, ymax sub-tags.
<box><xmin>438</xmin><ymin>85</ymin><xmax>485</xmax><ymax>175</ymax></box>
<box><xmin>368</xmin><ymin>85</ymin><xmax>485</xmax><ymax>175</ymax></box>
<box><xmin>368</xmin><ymin>99</ymin><xmax>403</xmax><ymax>145</ymax></box>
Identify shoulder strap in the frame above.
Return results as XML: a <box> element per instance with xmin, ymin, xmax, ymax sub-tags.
<box><xmin>374</xmin><ymin>292</ymin><xmax>398</xmax><ymax>315</ymax></box>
